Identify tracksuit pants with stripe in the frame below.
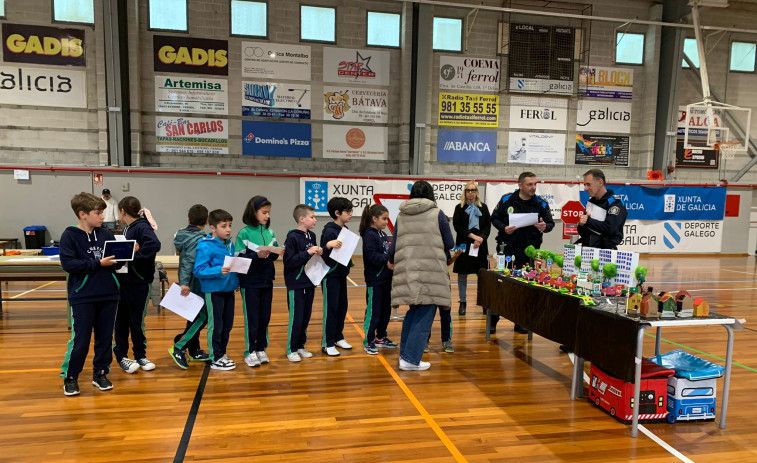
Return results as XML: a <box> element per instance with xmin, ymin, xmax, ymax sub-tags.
<box><xmin>174</xmin><ymin>305</ymin><xmax>208</xmax><ymax>354</ymax></box>
<box><xmin>363</xmin><ymin>282</ymin><xmax>391</xmax><ymax>346</ymax></box>
<box><xmin>205</xmin><ymin>291</ymin><xmax>235</xmax><ymax>362</ymax></box>
<box><xmin>60</xmin><ymin>300</ymin><xmax>118</xmax><ymax>379</ymax></box>
<box><xmin>321</xmin><ymin>276</ymin><xmax>348</xmax><ymax>348</ymax></box>
<box><xmin>287</xmin><ymin>287</ymin><xmax>314</xmax><ymax>355</ymax></box>
<box><xmin>113</xmin><ymin>284</ymin><xmax>151</xmax><ymax>362</ymax></box>
<box><xmin>241</xmin><ymin>286</ymin><xmax>273</xmax><ymax>356</ymax></box>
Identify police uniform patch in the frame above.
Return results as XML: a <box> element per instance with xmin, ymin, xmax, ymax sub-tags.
<box><xmin>609</xmin><ymin>206</ymin><xmax>620</xmax><ymax>215</ymax></box>
<box><xmin>507</xmin><ymin>206</ymin><xmax>514</xmax><ymax>214</ymax></box>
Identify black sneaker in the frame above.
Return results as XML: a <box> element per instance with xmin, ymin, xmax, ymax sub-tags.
<box><xmin>63</xmin><ymin>377</ymin><xmax>80</xmax><ymax>396</ymax></box>
<box><xmin>188</xmin><ymin>349</ymin><xmax>211</xmax><ymax>362</ymax></box>
<box><xmin>92</xmin><ymin>371</ymin><xmax>113</xmax><ymax>391</ymax></box>
<box><xmin>169</xmin><ymin>346</ymin><xmax>189</xmax><ymax>369</ymax></box>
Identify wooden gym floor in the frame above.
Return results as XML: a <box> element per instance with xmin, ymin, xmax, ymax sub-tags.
<box><xmin>1</xmin><ymin>255</ymin><xmax>757</xmax><ymax>462</ymax></box>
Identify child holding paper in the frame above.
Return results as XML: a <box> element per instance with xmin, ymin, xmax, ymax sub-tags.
<box><xmin>283</xmin><ymin>204</ymin><xmax>322</xmax><ymax>362</ymax></box>
<box><xmin>320</xmin><ymin>197</ymin><xmax>354</xmax><ymax>357</ymax></box>
<box><xmin>235</xmin><ymin>196</ymin><xmax>280</xmax><ymax>367</ymax></box>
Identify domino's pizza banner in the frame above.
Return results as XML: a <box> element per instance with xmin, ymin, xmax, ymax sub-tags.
<box><xmin>580</xmin><ymin>185</ymin><xmax>726</xmax><ymax>221</ymax></box>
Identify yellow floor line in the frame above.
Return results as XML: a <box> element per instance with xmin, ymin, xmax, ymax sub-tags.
<box><xmin>346</xmin><ymin>313</ymin><xmax>468</xmax><ymax>463</ymax></box>
<box><xmin>10</xmin><ymin>281</ymin><xmax>57</xmax><ymax>299</ymax></box>
<box><xmin>346</xmin><ymin>276</ymin><xmax>358</xmax><ymax>287</ymax></box>
<box><xmin>0</xmin><ymin>368</ymin><xmax>60</xmax><ymax>374</ymax></box>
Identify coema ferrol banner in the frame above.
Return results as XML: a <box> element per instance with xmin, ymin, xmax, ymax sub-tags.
<box><xmin>2</xmin><ymin>23</ymin><xmax>85</xmax><ymax>66</ymax></box>
<box><xmin>154</xmin><ymin>35</ymin><xmax>228</xmax><ymax>76</ymax></box>
<box><xmin>0</xmin><ymin>65</ymin><xmax>86</xmax><ymax>107</ymax></box>
<box><xmin>439</xmin><ymin>55</ymin><xmax>500</xmax><ymax>92</ymax></box>
<box><xmin>155</xmin><ymin>75</ymin><xmax>227</xmax><ymax>114</ymax></box>
<box><xmin>155</xmin><ymin>117</ymin><xmax>228</xmax><ymax>154</ymax></box>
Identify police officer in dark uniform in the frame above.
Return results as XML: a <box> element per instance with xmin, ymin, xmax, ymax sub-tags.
<box><xmin>576</xmin><ymin>169</ymin><xmax>628</xmax><ymax>250</ymax></box>
<box><xmin>490</xmin><ymin>172</ymin><xmax>554</xmax><ymax>333</ymax></box>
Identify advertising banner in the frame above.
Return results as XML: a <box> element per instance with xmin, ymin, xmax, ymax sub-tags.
<box><xmin>323</xmin><ymin>125</ymin><xmax>388</xmax><ymax>160</ymax></box>
<box><xmin>578</xmin><ymin>66</ymin><xmax>633</xmax><ymax>99</ymax></box>
<box><xmin>323</xmin><ymin>86</ymin><xmax>387</xmax><ymax>123</ymax></box>
<box><xmin>580</xmin><ymin>185</ymin><xmax>726</xmax><ymax>220</ymax></box>
<box><xmin>677</xmin><ymin>105</ymin><xmax>722</xmax><ymax>137</ymax></box>
<box><xmin>575</xmin><ymin>134</ymin><xmax>629</xmax><ymax>167</ymax></box>
<box><xmin>242</xmin><ymin>121</ymin><xmax>311</xmax><ymax>158</ymax></box>
<box><xmin>2</xmin><ymin>23</ymin><xmax>85</xmax><ymax>66</ymax></box>
<box><xmin>436</xmin><ymin>130</ymin><xmax>497</xmax><ymax>163</ymax></box>
<box><xmin>508</xmin><ymin>97</ymin><xmax>568</xmax><ymax>131</ymax></box>
<box><xmin>241</xmin><ymin>41</ymin><xmax>311</xmax><ymax>80</ymax></box>
<box><xmin>155</xmin><ymin>117</ymin><xmax>228</xmax><ymax>155</ymax></box>
<box><xmin>155</xmin><ymin>75</ymin><xmax>227</xmax><ymax>114</ymax></box>
<box><xmin>323</xmin><ymin>47</ymin><xmax>390</xmax><ymax>86</ymax></box>
<box><xmin>486</xmin><ymin>182</ymin><xmax>581</xmax><ymax>219</ymax></box>
<box><xmin>438</xmin><ymin>92</ymin><xmax>499</xmax><ymax>127</ymax></box>
<box><xmin>618</xmin><ymin>220</ymin><xmax>723</xmax><ymax>253</ymax></box>
<box><xmin>675</xmin><ymin>139</ymin><xmax>718</xmax><ymax>168</ymax></box>
<box><xmin>0</xmin><ymin>65</ymin><xmax>86</xmax><ymax>107</ymax></box>
<box><xmin>154</xmin><ymin>35</ymin><xmax>228</xmax><ymax>76</ymax></box>
<box><xmin>576</xmin><ymin>100</ymin><xmax>632</xmax><ymax>133</ymax></box>
<box><xmin>507</xmin><ymin>132</ymin><xmax>565</xmax><ymax>165</ymax></box>
<box><xmin>439</xmin><ymin>55</ymin><xmax>500</xmax><ymax>92</ymax></box>
<box><xmin>241</xmin><ymin>82</ymin><xmax>310</xmax><ymax>119</ymax></box>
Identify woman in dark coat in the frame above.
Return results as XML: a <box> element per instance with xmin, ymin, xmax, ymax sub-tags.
<box><xmin>452</xmin><ymin>182</ymin><xmax>491</xmax><ymax>315</ymax></box>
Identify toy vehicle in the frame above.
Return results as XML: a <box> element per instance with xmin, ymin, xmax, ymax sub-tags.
<box><xmin>665</xmin><ymin>376</ymin><xmax>717</xmax><ymax>423</ymax></box>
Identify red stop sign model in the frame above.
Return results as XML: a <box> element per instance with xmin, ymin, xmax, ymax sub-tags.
<box><xmin>561</xmin><ymin>200</ymin><xmax>584</xmax><ymax>239</ymax></box>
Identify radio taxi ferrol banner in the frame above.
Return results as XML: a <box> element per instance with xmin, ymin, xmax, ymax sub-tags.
<box><xmin>153</xmin><ymin>35</ymin><xmax>228</xmax><ymax>76</ymax></box>
<box><xmin>323</xmin><ymin>47</ymin><xmax>390</xmax><ymax>86</ymax></box>
<box><xmin>155</xmin><ymin>75</ymin><xmax>227</xmax><ymax>115</ymax></box>
<box><xmin>0</xmin><ymin>65</ymin><xmax>86</xmax><ymax>108</ymax></box>
<box><xmin>323</xmin><ymin>86</ymin><xmax>388</xmax><ymax>123</ymax></box>
<box><xmin>439</xmin><ymin>55</ymin><xmax>500</xmax><ymax>92</ymax></box>
<box><xmin>155</xmin><ymin>117</ymin><xmax>228</xmax><ymax>155</ymax></box>
<box><xmin>2</xmin><ymin>23</ymin><xmax>85</xmax><ymax>66</ymax></box>
<box><xmin>438</xmin><ymin>92</ymin><xmax>499</xmax><ymax>128</ymax></box>
<box><xmin>241</xmin><ymin>41</ymin><xmax>311</xmax><ymax>80</ymax></box>
<box><xmin>618</xmin><ymin>220</ymin><xmax>722</xmax><ymax>253</ymax></box>
<box><xmin>578</xmin><ymin>66</ymin><xmax>633</xmax><ymax>99</ymax></box>
<box><xmin>241</xmin><ymin>82</ymin><xmax>311</xmax><ymax>119</ymax></box>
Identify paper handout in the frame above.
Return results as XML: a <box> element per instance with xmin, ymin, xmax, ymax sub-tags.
<box><xmin>244</xmin><ymin>240</ymin><xmax>285</xmax><ymax>255</ymax></box>
<box><xmin>223</xmin><ymin>255</ymin><xmax>252</xmax><ymax>273</ymax></box>
<box><xmin>508</xmin><ymin>212</ymin><xmax>538</xmax><ymax>228</ymax></box>
<box><xmin>328</xmin><ymin>228</ymin><xmax>360</xmax><ymax>266</ymax></box>
<box><xmin>586</xmin><ymin>202</ymin><xmax>606</xmax><ymax>222</ymax></box>
<box><xmin>469</xmin><ymin>244</ymin><xmax>480</xmax><ymax>257</ymax></box>
<box><xmin>305</xmin><ymin>254</ymin><xmax>330</xmax><ymax>286</ymax></box>
<box><xmin>159</xmin><ymin>283</ymin><xmax>204</xmax><ymax>321</ymax></box>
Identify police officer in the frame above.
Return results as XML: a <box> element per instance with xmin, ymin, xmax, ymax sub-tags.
<box><xmin>490</xmin><ymin>171</ymin><xmax>554</xmax><ymax>334</ymax></box>
<box><xmin>576</xmin><ymin>169</ymin><xmax>628</xmax><ymax>250</ymax></box>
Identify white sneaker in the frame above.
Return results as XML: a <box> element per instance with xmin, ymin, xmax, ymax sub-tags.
<box><xmin>136</xmin><ymin>357</ymin><xmax>156</xmax><ymax>371</ymax></box>
<box><xmin>210</xmin><ymin>354</ymin><xmax>236</xmax><ymax>370</ymax></box>
<box><xmin>119</xmin><ymin>357</ymin><xmax>140</xmax><ymax>374</ymax></box>
<box><xmin>244</xmin><ymin>352</ymin><xmax>261</xmax><ymax>367</ymax></box>
<box><xmin>399</xmin><ymin>358</ymin><xmax>431</xmax><ymax>371</ymax></box>
<box><xmin>335</xmin><ymin>339</ymin><xmax>353</xmax><ymax>349</ymax></box>
<box><xmin>287</xmin><ymin>352</ymin><xmax>302</xmax><ymax>362</ymax></box>
<box><xmin>256</xmin><ymin>351</ymin><xmax>270</xmax><ymax>364</ymax></box>
<box><xmin>322</xmin><ymin>346</ymin><xmax>340</xmax><ymax>357</ymax></box>
<box><xmin>297</xmin><ymin>348</ymin><xmax>313</xmax><ymax>358</ymax></box>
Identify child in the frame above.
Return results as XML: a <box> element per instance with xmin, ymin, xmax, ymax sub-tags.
<box><xmin>359</xmin><ymin>204</ymin><xmax>397</xmax><ymax>355</ymax></box>
<box><xmin>169</xmin><ymin>204</ymin><xmax>211</xmax><ymax>369</ymax></box>
<box><xmin>235</xmin><ymin>196</ymin><xmax>280</xmax><ymax>367</ymax></box>
<box><xmin>283</xmin><ymin>204</ymin><xmax>322</xmax><ymax>362</ymax></box>
<box><xmin>193</xmin><ymin>209</ymin><xmax>239</xmax><ymax>370</ymax></box>
<box><xmin>60</xmin><ymin>192</ymin><xmax>122</xmax><ymax>396</ymax></box>
<box><xmin>426</xmin><ymin>249</ymin><xmax>464</xmax><ymax>354</ymax></box>
<box><xmin>320</xmin><ymin>197</ymin><xmax>353</xmax><ymax>357</ymax></box>
<box><xmin>113</xmin><ymin>196</ymin><xmax>162</xmax><ymax>374</ymax></box>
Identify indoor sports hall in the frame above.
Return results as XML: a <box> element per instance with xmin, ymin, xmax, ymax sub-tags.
<box><xmin>2</xmin><ymin>0</ymin><xmax>757</xmax><ymax>462</ymax></box>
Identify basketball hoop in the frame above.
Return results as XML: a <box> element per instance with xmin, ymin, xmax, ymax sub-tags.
<box><xmin>716</xmin><ymin>141</ymin><xmax>742</xmax><ymax>160</ymax></box>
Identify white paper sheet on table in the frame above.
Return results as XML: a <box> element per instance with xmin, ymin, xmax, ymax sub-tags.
<box><xmin>329</xmin><ymin>228</ymin><xmax>359</xmax><ymax>266</ymax></box>
<box><xmin>223</xmin><ymin>256</ymin><xmax>252</xmax><ymax>273</ymax></box>
<box><xmin>469</xmin><ymin>244</ymin><xmax>480</xmax><ymax>257</ymax></box>
<box><xmin>305</xmin><ymin>254</ymin><xmax>330</xmax><ymax>286</ymax></box>
<box><xmin>509</xmin><ymin>212</ymin><xmax>538</xmax><ymax>228</ymax></box>
<box><xmin>586</xmin><ymin>202</ymin><xmax>606</xmax><ymax>222</ymax></box>
<box><xmin>159</xmin><ymin>283</ymin><xmax>204</xmax><ymax>321</ymax></box>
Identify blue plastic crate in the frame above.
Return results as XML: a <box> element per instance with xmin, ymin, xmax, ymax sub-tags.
<box><xmin>648</xmin><ymin>349</ymin><xmax>725</xmax><ymax>380</ymax></box>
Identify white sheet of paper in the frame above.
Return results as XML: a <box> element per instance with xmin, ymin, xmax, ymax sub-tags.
<box><xmin>114</xmin><ymin>235</ymin><xmax>127</xmax><ymax>242</ymax></box>
<box><xmin>509</xmin><ymin>212</ymin><xmax>538</xmax><ymax>228</ymax></box>
<box><xmin>223</xmin><ymin>256</ymin><xmax>252</xmax><ymax>273</ymax></box>
<box><xmin>245</xmin><ymin>240</ymin><xmax>284</xmax><ymax>255</ymax></box>
<box><xmin>469</xmin><ymin>245</ymin><xmax>480</xmax><ymax>257</ymax></box>
<box><xmin>305</xmin><ymin>254</ymin><xmax>330</xmax><ymax>286</ymax></box>
<box><xmin>586</xmin><ymin>202</ymin><xmax>606</xmax><ymax>222</ymax></box>
<box><xmin>329</xmin><ymin>228</ymin><xmax>359</xmax><ymax>267</ymax></box>
<box><xmin>159</xmin><ymin>283</ymin><xmax>204</xmax><ymax>321</ymax></box>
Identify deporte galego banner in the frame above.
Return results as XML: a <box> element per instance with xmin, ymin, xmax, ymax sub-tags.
<box><xmin>580</xmin><ymin>185</ymin><xmax>726</xmax><ymax>221</ymax></box>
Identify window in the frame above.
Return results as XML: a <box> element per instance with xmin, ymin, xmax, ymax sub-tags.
<box><xmin>433</xmin><ymin>17</ymin><xmax>462</xmax><ymax>52</ymax></box>
<box><xmin>53</xmin><ymin>0</ymin><xmax>94</xmax><ymax>24</ymax></box>
<box><xmin>615</xmin><ymin>31</ymin><xmax>644</xmax><ymax>65</ymax></box>
<box><xmin>300</xmin><ymin>5</ymin><xmax>335</xmax><ymax>43</ymax></box>
<box><xmin>682</xmin><ymin>38</ymin><xmax>700</xmax><ymax>68</ymax></box>
<box><xmin>0</xmin><ymin>1</ymin><xmax>5</xmax><ymax>18</ymax></box>
<box><xmin>367</xmin><ymin>11</ymin><xmax>400</xmax><ymax>48</ymax></box>
<box><xmin>149</xmin><ymin>0</ymin><xmax>188</xmax><ymax>32</ymax></box>
<box><xmin>730</xmin><ymin>41</ymin><xmax>756</xmax><ymax>72</ymax></box>
<box><xmin>231</xmin><ymin>1</ymin><xmax>267</xmax><ymax>37</ymax></box>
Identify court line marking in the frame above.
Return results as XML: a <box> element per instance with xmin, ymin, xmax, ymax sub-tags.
<box><xmin>174</xmin><ymin>362</ymin><xmax>210</xmax><ymax>463</ymax></box>
<box><xmin>346</xmin><ymin>313</ymin><xmax>467</xmax><ymax>463</ymax></box>
<box><xmin>9</xmin><ymin>281</ymin><xmax>57</xmax><ymax>299</ymax></box>
<box><xmin>719</xmin><ymin>268</ymin><xmax>757</xmax><ymax>278</ymax></box>
<box><xmin>645</xmin><ymin>333</ymin><xmax>757</xmax><ymax>373</ymax></box>
<box><xmin>346</xmin><ymin>276</ymin><xmax>359</xmax><ymax>287</ymax></box>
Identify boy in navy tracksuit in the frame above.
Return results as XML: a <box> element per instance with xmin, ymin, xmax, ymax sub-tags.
<box><xmin>283</xmin><ymin>204</ymin><xmax>322</xmax><ymax>362</ymax></box>
<box><xmin>60</xmin><ymin>192</ymin><xmax>123</xmax><ymax>396</ymax></box>
<box><xmin>320</xmin><ymin>197</ymin><xmax>354</xmax><ymax>357</ymax></box>
<box><xmin>193</xmin><ymin>209</ymin><xmax>239</xmax><ymax>371</ymax></box>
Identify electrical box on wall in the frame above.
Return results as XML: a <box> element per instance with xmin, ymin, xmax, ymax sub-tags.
<box><xmin>122</xmin><ymin>182</ymin><xmax>130</xmax><ymax>192</ymax></box>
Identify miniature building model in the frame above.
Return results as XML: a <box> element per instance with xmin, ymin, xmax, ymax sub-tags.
<box><xmin>627</xmin><ymin>293</ymin><xmax>643</xmax><ymax>314</ymax></box>
<box><xmin>693</xmin><ymin>298</ymin><xmax>710</xmax><ymax>317</ymax></box>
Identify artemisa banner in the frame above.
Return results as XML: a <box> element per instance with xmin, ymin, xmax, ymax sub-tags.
<box><xmin>486</xmin><ymin>182</ymin><xmax>581</xmax><ymax>219</ymax></box>
<box><xmin>155</xmin><ymin>75</ymin><xmax>227</xmax><ymax>114</ymax></box>
<box><xmin>242</xmin><ymin>120</ymin><xmax>312</xmax><ymax>158</ymax></box>
<box><xmin>154</xmin><ymin>35</ymin><xmax>228</xmax><ymax>76</ymax></box>
<box><xmin>507</xmin><ymin>132</ymin><xmax>565</xmax><ymax>165</ymax></box>
<box><xmin>579</xmin><ymin>185</ymin><xmax>726</xmax><ymax>220</ymax></box>
<box><xmin>241</xmin><ymin>82</ymin><xmax>310</xmax><ymax>119</ymax></box>
<box><xmin>436</xmin><ymin>130</ymin><xmax>497</xmax><ymax>163</ymax></box>
<box><xmin>575</xmin><ymin>134</ymin><xmax>629</xmax><ymax>167</ymax></box>
<box><xmin>323</xmin><ymin>125</ymin><xmax>388</xmax><ymax>160</ymax></box>
<box><xmin>576</xmin><ymin>100</ymin><xmax>632</xmax><ymax>133</ymax></box>
<box><xmin>578</xmin><ymin>66</ymin><xmax>633</xmax><ymax>99</ymax></box>
<box><xmin>0</xmin><ymin>65</ymin><xmax>86</xmax><ymax>108</ymax></box>
<box><xmin>323</xmin><ymin>47</ymin><xmax>390</xmax><ymax>86</ymax></box>
<box><xmin>508</xmin><ymin>96</ymin><xmax>568</xmax><ymax>131</ymax></box>
<box><xmin>2</xmin><ymin>23</ymin><xmax>85</xmax><ymax>66</ymax></box>
<box><xmin>438</xmin><ymin>92</ymin><xmax>499</xmax><ymax>128</ymax></box>
<box><xmin>323</xmin><ymin>86</ymin><xmax>388</xmax><ymax>123</ymax></box>
<box><xmin>155</xmin><ymin>117</ymin><xmax>228</xmax><ymax>155</ymax></box>
<box><xmin>439</xmin><ymin>55</ymin><xmax>500</xmax><ymax>92</ymax></box>
<box><xmin>618</xmin><ymin>220</ymin><xmax>722</xmax><ymax>253</ymax></box>
<box><xmin>241</xmin><ymin>42</ymin><xmax>311</xmax><ymax>80</ymax></box>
